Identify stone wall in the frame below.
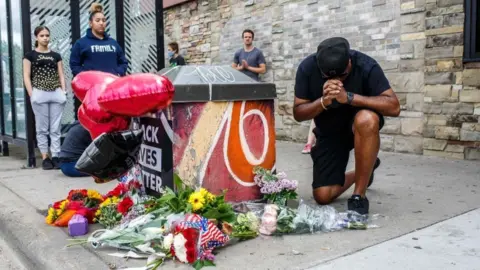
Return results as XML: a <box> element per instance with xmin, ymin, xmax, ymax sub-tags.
<box><xmin>163</xmin><ymin>0</ymin><xmax>402</xmax><ymax>139</ymax></box>
<box><xmin>422</xmin><ymin>0</ymin><xmax>480</xmax><ymax>160</ymax></box>
<box><xmin>163</xmin><ymin>0</ymin><xmax>480</xmax><ymax>160</ymax></box>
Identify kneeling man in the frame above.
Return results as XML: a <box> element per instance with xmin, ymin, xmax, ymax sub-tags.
<box><xmin>59</xmin><ymin>121</ymin><xmax>92</xmax><ymax>177</ymax></box>
<box><xmin>293</xmin><ymin>37</ymin><xmax>400</xmax><ymax>214</ymax></box>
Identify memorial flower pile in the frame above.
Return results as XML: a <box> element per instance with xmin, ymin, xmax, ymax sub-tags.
<box><xmin>55</xmin><ymin>169</ymin><xmax>376</xmax><ymax>270</ymax></box>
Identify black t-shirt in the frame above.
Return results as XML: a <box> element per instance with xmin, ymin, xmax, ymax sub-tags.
<box><xmin>294</xmin><ymin>50</ymin><xmax>391</xmax><ymax>136</ymax></box>
<box><xmin>59</xmin><ymin>121</ymin><xmax>92</xmax><ymax>161</ymax></box>
<box><xmin>169</xmin><ymin>55</ymin><xmax>186</xmax><ymax>67</ymax></box>
<box><xmin>24</xmin><ymin>50</ymin><xmax>62</xmax><ymax>91</ymax></box>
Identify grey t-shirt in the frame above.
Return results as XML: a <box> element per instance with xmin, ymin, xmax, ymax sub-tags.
<box><xmin>233</xmin><ymin>47</ymin><xmax>266</xmax><ymax>81</ymax></box>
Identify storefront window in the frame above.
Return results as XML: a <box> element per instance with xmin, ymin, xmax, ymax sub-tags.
<box><xmin>0</xmin><ymin>0</ymin><xmax>12</xmax><ymax>136</ymax></box>
<box><xmin>10</xmin><ymin>0</ymin><xmax>25</xmax><ymax>139</ymax></box>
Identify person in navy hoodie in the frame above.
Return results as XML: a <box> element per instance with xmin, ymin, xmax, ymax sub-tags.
<box><xmin>69</xmin><ymin>2</ymin><xmax>128</xmax><ymax>77</ymax></box>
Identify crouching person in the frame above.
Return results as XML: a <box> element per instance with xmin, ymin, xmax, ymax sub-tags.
<box><xmin>59</xmin><ymin>121</ymin><xmax>92</xmax><ymax>177</ymax></box>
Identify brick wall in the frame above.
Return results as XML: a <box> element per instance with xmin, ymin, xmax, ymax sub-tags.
<box><xmin>163</xmin><ymin>0</ymin><xmax>480</xmax><ymax>160</ymax></box>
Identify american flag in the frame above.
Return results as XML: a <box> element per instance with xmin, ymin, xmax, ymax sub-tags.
<box><xmin>176</xmin><ymin>214</ymin><xmax>229</xmax><ymax>250</ymax></box>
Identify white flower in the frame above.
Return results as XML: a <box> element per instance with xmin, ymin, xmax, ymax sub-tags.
<box><xmin>163</xmin><ymin>233</ymin><xmax>174</xmax><ymax>250</ymax></box>
<box><xmin>173</xmin><ymin>234</ymin><xmax>188</xmax><ymax>263</ymax></box>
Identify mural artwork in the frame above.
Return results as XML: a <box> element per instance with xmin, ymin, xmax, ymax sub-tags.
<box><xmin>172</xmin><ymin>100</ymin><xmax>276</xmax><ymax>202</ymax></box>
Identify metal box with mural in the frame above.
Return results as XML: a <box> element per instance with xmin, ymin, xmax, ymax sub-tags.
<box><xmin>138</xmin><ymin>65</ymin><xmax>277</xmax><ymax>202</ymax></box>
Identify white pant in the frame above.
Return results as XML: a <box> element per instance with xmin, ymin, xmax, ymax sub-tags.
<box><xmin>30</xmin><ymin>88</ymin><xmax>66</xmax><ymax>156</ymax></box>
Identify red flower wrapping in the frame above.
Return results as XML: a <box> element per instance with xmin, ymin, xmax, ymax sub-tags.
<box><xmin>117</xmin><ymin>196</ymin><xmax>133</xmax><ymax>215</ymax></box>
<box><xmin>66</xmin><ymin>200</ymin><xmax>97</xmax><ymax>223</ymax></box>
<box><xmin>67</xmin><ymin>201</ymin><xmax>85</xmax><ymax>210</ymax></box>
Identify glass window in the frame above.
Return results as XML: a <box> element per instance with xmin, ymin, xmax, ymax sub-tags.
<box><xmin>10</xmin><ymin>0</ymin><xmax>25</xmax><ymax>139</ymax></box>
<box><xmin>464</xmin><ymin>0</ymin><xmax>480</xmax><ymax>61</ymax></box>
<box><xmin>0</xmin><ymin>0</ymin><xmax>12</xmax><ymax>136</ymax></box>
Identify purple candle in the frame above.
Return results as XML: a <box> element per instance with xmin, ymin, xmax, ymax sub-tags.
<box><xmin>68</xmin><ymin>214</ymin><xmax>89</xmax><ymax>236</ymax></box>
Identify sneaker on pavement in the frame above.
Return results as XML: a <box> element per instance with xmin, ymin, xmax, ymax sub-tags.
<box><xmin>367</xmin><ymin>158</ymin><xmax>381</xmax><ymax>188</ymax></box>
<box><xmin>347</xmin><ymin>195</ymin><xmax>369</xmax><ymax>215</ymax></box>
<box><xmin>301</xmin><ymin>144</ymin><xmax>312</xmax><ymax>154</ymax></box>
<box><xmin>42</xmin><ymin>158</ymin><xmax>54</xmax><ymax>170</ymax></box>
<box><xmin>51</xmin><ymin>157</ymin><xmax>60</xmax><ymax>170</ymax></box>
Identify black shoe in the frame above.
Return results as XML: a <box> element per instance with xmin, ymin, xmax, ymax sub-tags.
<box><xmin>367</xmin><ymin>158</ymin><xmax>381</xmax><ymax>188</ymax></box>
<box><xmin>42</xmin><ymin>158</ymin><xmax>54</xmax><ymax>170</ymax></box>
<box><xmin>348</xmin><ymin>195</ymin><xmax>369</xmax><ymax>215</ymax></box>
<box><xmin>51</xmin><ymin>157</ymin><xmax>60</xmax><ymax>169</ymax></box>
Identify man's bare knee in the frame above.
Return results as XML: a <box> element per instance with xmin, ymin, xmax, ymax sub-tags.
<box><xmin>313</xmin><ymin>188</ymin><xmax>335</xmax><ymax>205</ymax></box>
<box><xmin>314</xmin><ymin>196</ymin><xmax>334</xmax><ymax>205</ymax></box>
<box><xmin>353</xmin><ymin>110</ymin><xmax>379</xmax><ymax>135</ymax></box>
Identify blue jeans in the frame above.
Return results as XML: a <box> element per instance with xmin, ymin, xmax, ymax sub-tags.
<box><xmin>60</xmin><ymin>161</ymin><xmax>89</xmax><ymax>177</ymax></box>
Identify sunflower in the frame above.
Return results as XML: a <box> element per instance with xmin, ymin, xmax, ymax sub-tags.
<box><xmin>45</xmin><ymin>207</ymin><xmax>58</xmax><ymax>225</ymax></box>
<box><xmin>188</xmin><ymin>192</ymin><xmax>205</xmax><ymax>211</ymax></box>
<box><xmin>87</xmin><ymin>189</ymin><xmax>104</xmax><ymax>201</ymax></box>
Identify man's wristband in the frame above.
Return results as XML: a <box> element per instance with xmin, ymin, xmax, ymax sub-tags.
<box><xmin>320</xmin><ymin>97</ymin><xmax>328</xmax><ymax>110</ymax></box>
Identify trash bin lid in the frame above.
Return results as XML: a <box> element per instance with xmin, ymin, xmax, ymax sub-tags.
<box><xmin>158</xmin><ymin>65</ymin><xmax>277</xmax><ymax>102</ymax></box>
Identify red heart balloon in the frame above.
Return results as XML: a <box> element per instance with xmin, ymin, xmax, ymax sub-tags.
<box><xmin>98</xmin><ymin>73</ymin><xmax>175</xmax><ymax>117</ymax></box>
<box><xmin>78</xmin><ymin>104</ymin><xmax>130</xmax><ymax>139</ymax></box>
<box><xmin>83</xmin><ymin>81</ymin><xmax>116</xmax><ymax>123</ymax></box>
<box><xmin>71</xmin><ymin>71</ymin><xmax>118</xmax><ymax>102</ymax></box>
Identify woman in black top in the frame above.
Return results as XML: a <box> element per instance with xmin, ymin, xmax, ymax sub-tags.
<box><xmin>167</xmin><ymin>41</ymin><xmax>186</xmax><ymax>67</ymax></box>
<box><xmin>23</xmin><ymin>25</ymin><xmax>67</xmax><ymax>170</ymax></box>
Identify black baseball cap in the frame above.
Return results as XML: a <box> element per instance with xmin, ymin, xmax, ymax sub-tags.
<box><xmin>316</xmin><ymin>37</ymin><xmax>350</xmax><ymax>78</ymax></box>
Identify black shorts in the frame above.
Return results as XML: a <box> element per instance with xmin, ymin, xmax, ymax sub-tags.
<box><xmin>310</xmin><ymin>109</ymin><xmax>384</xmax><ymax>189</ymax></box>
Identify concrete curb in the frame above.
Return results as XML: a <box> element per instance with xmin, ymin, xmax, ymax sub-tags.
<box><xmin>0</xmin><ymin>183</ymin><xmax>114</xmax><ymax>270</ymax></box>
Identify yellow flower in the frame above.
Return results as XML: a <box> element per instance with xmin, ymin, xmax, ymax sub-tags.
<box><xmin>45</xmin><ymin>207</ymin><xmax>57</xmax><ymax>225</ymax></box>
<box><xmin>87</xmin><ymin>189</ymin><xmax>104</xmax><ymax>201</ymax></box>
<box><xmin>200</xmin><ymin>188</ymin><xmax>215</xmax><ymax>202</ymax></box>
<box><xmin>56</xmin><ymin>199</ymin><xmax>69</xmax><ymax>216</ymax></box>
<box><xmin>99</xmin><ymin>196</ymin><xmax>120</xmax><ymax>208</ymax></box>
<box><xmin>207</xmin><ymin>193</ymin><xmax>215</xmax><ymax>202</ymax></box>
<box><xmin>200</xmin><ymin>188</ymin><xmax>209</xmax><ymax>197</ymax></box>
<box><xmin>95</xmin><ymin>209</ymin><xmax>101</xmax><ymax>217</ymax></box>
<box><xmin>188</xmin><ymin>192</ymin><xmax>205</xmax><ymax>211</ymax></box>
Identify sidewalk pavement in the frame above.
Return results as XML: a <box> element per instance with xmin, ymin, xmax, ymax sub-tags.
<box><xmin>310</xmin><ymin>208</ymin><xmax>480</xmax><ymax>270</ymax></box>
<box><xmin>0</xmin><ymin>140</ymin><xmax>479</xmax><ymax>270</ymax></box>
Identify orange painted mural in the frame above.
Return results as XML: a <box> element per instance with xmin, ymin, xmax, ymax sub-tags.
<box><xmin>171</xmin><ymin>100</ymin><xmax>276</xmax><ymax>202</ymax></box>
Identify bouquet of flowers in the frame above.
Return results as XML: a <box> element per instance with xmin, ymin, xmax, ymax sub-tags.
<box><xmin>230</xmin><ymin>212</ymin><xmax>260</xmax><ymax>240</ymax></box>
<box><xmin>145</xmin><ymin>174</ymin><xmax>236</xmax><ymax>225</ymax></box>
<box><xmin>253</xmin><ymin>166</ymin><xmax>298</xmax><ymax>206</ymax></box>
<box><xmin>94</xmin><ymin>180</ymin><xmax>145</xmax><ymax>229</ymax></box>
<box><xmin>46</xmin><ymin>189</ymin><xmax>104</xmax><ymax>227</ymax></box>
<box><xmin>161</xmin><ymin>213</ymin><xmax>229</xmax><ymax>269</ymax></box>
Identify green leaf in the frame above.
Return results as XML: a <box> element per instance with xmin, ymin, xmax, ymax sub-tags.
<box><xmin>193</xmin><ymin>260</ymin><xmax>204</xmax><ymax>270</ymax></box>
<box><xmin>203</xmin><ymin>260</ymin><xmax>215</xmax><ymax>267</ymax></box>
<box><xmin>192</xmin><ymin>260</ymin><xmax>215</xmax><ymax>270</ymax></box>
<box><xmin>174</xmin><ymin>173</ymin><xmax>184</xmax><ymax>193</ymax></box>
<box><xmin>202</xmin><ymin>204</ymin><xmax>236</xmax><ymax>223</ymax></box>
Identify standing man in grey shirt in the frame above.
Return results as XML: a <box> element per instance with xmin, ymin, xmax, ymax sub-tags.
<box><xmin>232</xmin><ymin>29</ymin><xmax>267</xmax><ymax>81</ymax></box>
